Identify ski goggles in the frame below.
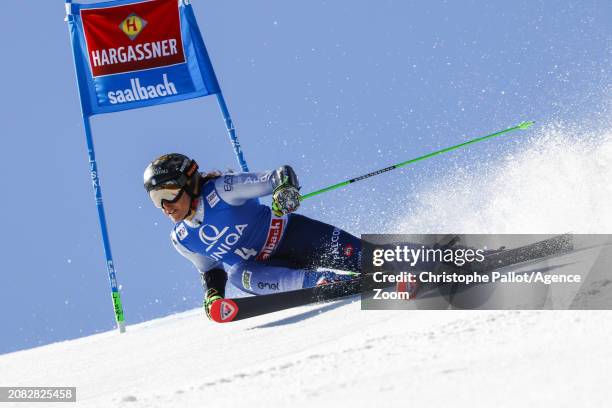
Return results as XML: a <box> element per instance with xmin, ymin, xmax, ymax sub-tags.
<box><xmin>148</xmin><ymin>185</ymin><xmax>185</xmax><ymax>208</ymax></box>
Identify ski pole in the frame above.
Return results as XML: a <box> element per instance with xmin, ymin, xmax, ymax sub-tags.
<box><xmin>300</xmin><ymin>121</ymin><xmax>534</xmax><ymax>201</ymax></box>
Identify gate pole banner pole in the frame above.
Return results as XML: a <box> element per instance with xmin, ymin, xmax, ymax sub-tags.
<box><xmin>66</xmin><ymin>0</ymin><xmax>126</xmax><ymax>333</ymax></box>
<box><xmin>65</xmin><ymin>0</ymin><xmax>256</xmax><ymax>330</ymax></box>
<box><xmin>216</xmin><ymin>93</ymin><xmax>250</xmax><ymax>172</ymax></box>
<box><xmin>181</xmin><ymin>0</ymin><xmax>251</xmax><ymax>171</ymax></box>
<box><xmin>82</xmin><ymin>115</ymin><xmax>127</xmax><ymax>333</ymax></box>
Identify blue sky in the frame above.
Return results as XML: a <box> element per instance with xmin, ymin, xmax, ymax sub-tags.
<box><xmin>0</xmin><ymin>0</ymin><xmax>609</xmax><ymax>354</ymax></box>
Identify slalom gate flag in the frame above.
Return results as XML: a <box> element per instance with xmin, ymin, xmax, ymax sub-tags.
<box><xmin>66</xmin><ymin>0</ymin><xmax>220</xmax><ymax>117</ymax></box>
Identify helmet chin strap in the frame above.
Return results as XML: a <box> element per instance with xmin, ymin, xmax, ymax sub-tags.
<box><xmin>178</xmin><ymin>173</ymin><xmax>203</xmax><ymax>221</ymax></box>
<box><xmin>182</xmin><ymin>183</ymin><xmax>200</xmax><ymax>221</ymax></box>
<box><xmin>183</xmin><ymin>197</ymin><xmax>199</xmax><ymax>220</ymax></box>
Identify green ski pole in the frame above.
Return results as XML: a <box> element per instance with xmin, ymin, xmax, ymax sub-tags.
<box><xmin>300</xmin><ymin>121</ymin><xmax>534</xmax><ymax>201</ymax></box>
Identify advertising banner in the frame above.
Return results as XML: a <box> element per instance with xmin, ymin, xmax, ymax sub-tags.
<box><xmin>67</xmin><ymin>0</ymin><xmax>220</xmax><ymax>116</ymax></box>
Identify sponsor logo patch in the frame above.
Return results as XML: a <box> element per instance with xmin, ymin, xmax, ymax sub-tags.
<box><xmin>243</xmin><ymin>173</ymin><xmax>271</xmax><ymax>184</ymax></box>
<box><xmin>220</xmin><ymin>301</ymin><xmax>236</xmax><ymax>321</ymax></box>
<box><xmin>330</xmin><ymin>227</ymin><xmax>341</xmax><ymax>256</ymax></box>
<box><xmin>256</xmin><ymin>218</ymin><xmax>285</xmax><ymax>261</ymax></box>
<box><xmin>199</xmin><ymin>223</ymin><xmax>249</xmax><ymax>262</ymax></box>
<box><xmin>176</xmin><ymin>223</ymin><xmax>188</xmax><ymax>240</ymax></box>
<box><xmin>107</xmin><ymin>73</ymin><xmax>177</xmax><ymax>105</ymax></box>
<box><xmin>242</xmin><ymin>270</ymin><xmax>252</xmax><ymax>290</ymax></box>
<box><xmin>152</xmin><ymin>168</ymin><xmax>168</xmax><ymax>175</ymax></box>
<box><xmin>119</xmin><ymin>13</ymin><xmax>147</xmax><ymax>41</ymax></box>
<box><xmin>206</xmin><ymin>190</ymin><xmax>220</xmax><ymax>208</ymax></box>
<box><xmin>80</xmin><ymin>0</ymin><xmax>186</xmax><ymax>77</ymax></box>
<box><xmin>257</xmin><ymin>281</ymin><xmax>280</xmax><ymax>291</ymax></box>
<box><xmin>223</xmin><ymin>174</ymin><xmax>234</xmax><ymax>191</ymax></box>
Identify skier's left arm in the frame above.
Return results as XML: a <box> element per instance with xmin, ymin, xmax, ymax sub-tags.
<box><xmin>215</xmin><ymin>166</ymin><xmax>301</xmax><ymax>215</ymax></box>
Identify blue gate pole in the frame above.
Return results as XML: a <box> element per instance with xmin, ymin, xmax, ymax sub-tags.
<box><xmin>216</xmin><ymin>92</ymin><xmax>250</xmax><ymax>172</ymax></box>
<box><xmin>81</xmin><ymin>115</ymin><xmax>126</xmax><ymax>333</ymax></box>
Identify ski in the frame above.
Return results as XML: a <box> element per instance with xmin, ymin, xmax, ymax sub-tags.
<box><xmin>472</xmin><ymin>234</ymin><xmax>573</xmax><ymax>273</ymax></box>
<box><xmin>395</xmin><ymin>234</ymin><xmax>574</xmax><ymax>298</ymax></box>
<box><xmin>210</xmin><ymin>234</ymin><xmax>573</xmax><ymax>323</ymax></box>
<box><xmin>209</xmin><ymin>277</ymin><xmax>363</xmax><ymax>323</ymax></box>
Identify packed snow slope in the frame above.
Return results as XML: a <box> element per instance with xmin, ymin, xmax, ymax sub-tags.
<box><xmin>2</xmin><ymin>125</ymin><xmax>612</xmax><ymax>407</ymax></box>
<box><xmin>1</xmin><ymin>256</ymin><xmax>611</xmax><ymax>408</ymax></box>
<box><xmin>2</xmin><ymin>306</ymin><xmax>612</xmax><ymax>407</ymax></box>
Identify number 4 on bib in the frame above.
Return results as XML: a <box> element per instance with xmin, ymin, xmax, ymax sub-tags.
<box><xmin>234</xmin><ymin>247</ymin><xmax>258</xmax><ymax>260</ymax></box>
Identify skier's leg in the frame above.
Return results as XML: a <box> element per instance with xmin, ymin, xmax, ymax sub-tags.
<box><xmin>270</xmin><ymin>213</ymin><xmax>362</xmax><ymax>273</ymax></box>
<box><xmin>270</xmin><ymin>215</ymin><xmax>451</xmax><ymax>276</ymax></box>
<box><xmin>228</xmin><ymin>261</ymin><xmax>353</xmax><ymax>295</ymax></box>
<box><xmin>228</xmin><ymin>261</ymin><xmax>306</xmax><ymax>295</ymax></box>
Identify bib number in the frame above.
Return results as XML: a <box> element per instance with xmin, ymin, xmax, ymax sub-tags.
<box><xmin>235</xmin><ymin>247</ymin><xmax>258</xmax><ymax>260</ymax></box>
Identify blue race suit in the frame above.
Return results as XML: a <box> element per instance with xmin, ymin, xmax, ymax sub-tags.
<box><xmin>170</xmin><ymin>170</ymin><xmax>361</xmax><ymax>296</ymax></box>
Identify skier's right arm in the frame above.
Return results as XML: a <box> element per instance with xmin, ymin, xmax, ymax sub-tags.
<box><xmin>201</xmin><ymin>268</ymin><xmax>226</xmax><ymax>319</ymax></box>
<box><xmin>171</xmin><ymin>232</ymin><xmax>227</xmax><ymax>318</ymax></box>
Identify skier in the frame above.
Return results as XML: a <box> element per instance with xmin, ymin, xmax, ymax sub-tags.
<box><xmin>143</xmin><ymin>153</ymin><xmax>361</xmax><ymax>319</ymax></box>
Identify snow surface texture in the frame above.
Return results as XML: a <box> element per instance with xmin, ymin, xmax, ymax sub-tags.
<box><xmin>1</xmin><ymin>305</ymin><xmax>611</xmax><ymax>407</ymax></box>
<box><xmin>2</xmin><ymin>124</ymin><xmax>612</xmax><ymax>407</ymax></box>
